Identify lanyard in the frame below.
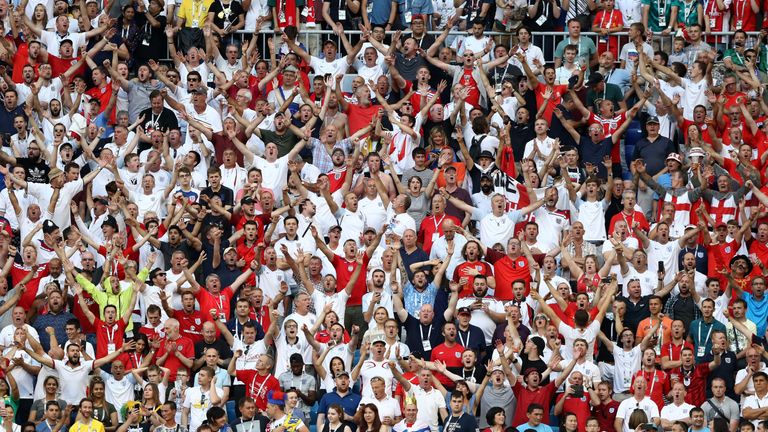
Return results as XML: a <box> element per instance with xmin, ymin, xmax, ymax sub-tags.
<box><xmin>419</xmin><ymin>324</ymin><xmax>432</xmax><ymax>341</ymax></box>
<box><xmin>121</xmin><ymin>26</ymin><xmax>130</xmax><ymax>39</ymax></box>
<box><xmin>458</xmin><ymin>330</ymin><xmax>470</xmax><ymax>348</ymax></box>
<box><xmin>433</xmin><ymin>215</ymin><xmax>445</xmax><ymax>232</ymax></box>
<box><xmin>683</xmin><ymin>0</ymin><xmax>694</xmax><ymax>24</ymax></box>
<box><xmin>106</xmin><ymin>324</ymin><xmax>117</xmax><ymax>343</ymax></box>
<box><xmin>736</xmin><ymin>0</ymin><xmax>748</xmax><ymax>22</ymax></box>
<box><xmin>600</xmin><ymin>9</ymin><xmax>614</xmax><ymax>29</ymax></box>
<box><xmin>645</xmin><ymin>370</ymin><xmax>657</xmax><ymax>395</ymax></box>
<box><xmin>192</xmin><ymin>0</ymin><xmax>205</xmax><ymax>19</ymax></box>
<box><xmin>698</xmin><ymin>322</ymin><xmax>713</xmax><ymax>349</ymax></box>
<box><xmin>133</xmin><ymin>353</ymin><xmax>142</xmax><ymax>367</ymax></box>
<box><xmin>217</xmin><ymin>294</ymin><xmax>225</xmax><ymax>311</ymax></box>
<box><xmin>250</xmin><ymin>374</ymin><xmax>269</xmax><ymax>398</ymax></box>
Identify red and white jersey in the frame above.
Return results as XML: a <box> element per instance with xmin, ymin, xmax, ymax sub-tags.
<box><xmin>662</xmin><ymin>193</ymin><xmax>693</xmax><ymax>238</ymax></box>
<box><xmin>588</xmin><ymin>111</ymin><xmax>626</xmax><ymax>136</ymax></box>
<box><xmin>709</xmin><ymin>194</ymin><xmax>738</xmax><ymax>225</ymax></box>
<box><xmin>388</xmin><ymin>132</ymin><xmax>415</xmax><ymax>174</ymax></box>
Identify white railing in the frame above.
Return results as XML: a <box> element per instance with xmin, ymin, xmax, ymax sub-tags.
<box><xmin>187</xmin><ymin>30</ymin><xmax>760</xmax><ymax>65</ymax></box>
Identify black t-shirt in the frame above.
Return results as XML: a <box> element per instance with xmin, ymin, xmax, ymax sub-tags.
<box><xmin>194</xmin><ymin>338</ymin><xmax>233</xmax><ymax>371</ymax></box>
<box><xmin>200</xmin><ymin>185</ymin><xmax>235</xmax><ymax>208</ymax></box>
<box><xmin>139</xmin><ymin>107</ymin><xmax>179</xmax><ymax>134</ymax></box>
<box><xmin>159</xmin><ymin>240</ymin><xmax>196</xmax><ymax>270</ymax></box>
<box><xmin>208</xmin><ymin>0</ymin><xmax>245</xmax><ymax>30</ymax></box>
<box><xmin>444</xmin><ymin>413</ymin><xmax>477</xmax><ymax>432</ymax></box>
<box><xmin>17</xmin><ymin>157</ymin><xmax>50</xmax><ymax>183</ymax></box>
<box><xmin>403</xmin><ymin>314</ymin><xmax>445</xmax><ymax>359</ymax></box>
<box><xmin>134</xmin><ymin>13</ymin><xmax>168</xmax><ymax>61</ymax></box>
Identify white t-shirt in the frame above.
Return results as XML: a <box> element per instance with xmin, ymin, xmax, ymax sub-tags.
<box><xmin>309</xmin><ymin>56</ymin><xmax>352</xmax><ymax>77</ymax></box>
<box><xmin>575</xmin><ymin>196</ymin><xmax>608</xmax><ymax>241</ymax></box>
<box><xmin>558</xmin><ymin>320</ymin><xmax>600</xmax><ymax>361</ymax></box>
<box><xmin>616</xmin><ymin>396</ymin><xmax>659</xmax><ymax>432</ymax></box>
<box><xmin>660</xmin><ymin>402</ymin><xmax>696</xmax><ymax>422</ymax></box>
<box><xmin>39</xmin><ymin>30</ymin><xmax>86</xmax><ymax>57</ymax></box>
<box><xmin>27</xmin><ymin>178</ymin><xmax>84</xmax><ymax>229</ymax></box>
<box><xmin>53</xmin><ymin>359</ymin><xmax>94</xmax><ymax>404</ymax></box>
<box><xmin>183</xmin><ymin>385</ymin><xmax>223</xmax><ymax>432</ymax></box>
<box><xmin>3</xmin><ymin>347</ymin><xmax>38</xmax><ymax>399</ymax></box>
<box><xmin>100</xmin><ymin>370</ymin><xmax>137</xmax><ymax>422</ymax></box>
<box><xmin>612</xmin><ymin>344</ymin><xmax>642</xmax><ymax>393</ymax></box>
<box><xmin>680</xmin><ymin>77</ymin><xmax>709</xmax><ymax>120</ymax></box>
<box><xmin>359</xmin><ymin>359</ymin><xmax>394</xmax><ymax>398</ymax></box>
<box><xmin>408</xmin><ymin>386</ymin><xmax>445</xmax><ymax>432</ymax></box>
<box><xmin>647</xmin><ymin>240</ymin><xmax>681</xmax><ymax>285</ymax></box>
<box><xmin>455</xmin><ymin>297</ymin><xmax>504</xmax><ymax>344</ymax></box>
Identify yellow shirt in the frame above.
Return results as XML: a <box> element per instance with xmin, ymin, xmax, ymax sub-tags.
<box><xmin>69</xmin><ymin>420</ymin><xmax>105</xmax><ymax>432</ymax></box>
<box><xmin>178</xmin><ymin>0</ymin><xmax>214</xmax><ymax>27</ymax></box>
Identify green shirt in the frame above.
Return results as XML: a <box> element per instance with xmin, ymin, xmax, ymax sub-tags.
<box><xmin>76</xmin><ymin>267</ymin><xmax>149</xmax><ymax>332</ymax></box>
<box><xmin>554</xmin><ymin>36</ymin><xmax>597</xmax><ymax>69</ymax></box>
<box><xmin>586</xmin><ymin>83</ymin><xmax>624</xmax><ymax>111</ymax></box>
<box><xmin>673</xmin><ymin>0</ymin><xmax>700</xmax><ymax>27</ymax></box>
<box><xmin>641</xmin><ymin>0</ymin><xmax>673</xmax><ymax>31</ymax></box>
<box><xmin>259</xmin><ymin>128</ymin><xmax>302</xmax><ymax>158</ymax></box>
<box><xmin>723</xmin><ymin>48</ymin><xmax>746</xmax><ymax>66</ymax></box>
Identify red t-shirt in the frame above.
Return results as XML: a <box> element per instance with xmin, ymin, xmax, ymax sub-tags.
<box><xmin>587</xmin><ymin>111</ymin><xmax>627</xmax><ymax>162</ymax></box>
<box><xmin>485</xmin><ymin>248</ymin><xmax>531</xmax><ymax>299</ymax></box>
<box><xmin>660</xmin><ymin>341</ymin><xmax>693</xmax><ymax>363</ymax></box>
<box><xmin>417</xmin><ymin>214</ymin><xmax>462</xmax><ymax>256</ymax></box>
<box><xmin>608</xmin><ymin>210</ymin><xmax>651</xmax><ymax>240</ymax></box>
<box><xmin>453</xmin><ymin>261</ymin><xmax>494</xmax><ymax>298</ymax></box>
<box><xmin>93</xmin><ymin>318</ymin><xmax>126</xmax><ymax>359</ymax></box>
<box><xmin>681</xmin><ymin>119</ymin><xmax>715</xmax><ymax>145</ymax></box>
<box><xmin>195</xmin><ymin>287</ymin><xmax>235</xmax><ymax>321</ymax></box>
<box><xmin>117</xmin><ymin>351</ymin><xmax>146</xmax><ymax>371</ymax></box>
<box><xmin>534</xmin><ymin>82</ymin><xmax>567</xmax><ymax>124</ymax></box>
<box><xmin>591</xmin><ymin>400</ymin><xmax>620</xmax><ymax>432</ymax></box>
<box><xmin>85</xmin><ymin>84</ymin><xmax>116</xmax><ymax>124</ymax></box>
<box><xmin>72</xmin><ymin>292</ymin><xmax>99</xmax><ymax>335</ymax></box>
<box><xmin>512</xmin><ymin>381</ymin><xmax>556</xmax><ymax>426</ymax></box>
<box><xmin>236</xmin><ymin>370</ymin><xmax>279</xmax><ymax>411</ymax></box>
<box><xmin>556</xmin><ymin>393</ymin><xmax>592</xmax><ymax>432</ymax></box>
<box><xmin>430</xmin><ymin>342</ymin><xmax>464</xmax><ymax>386</ymax></box>
<box><xmin>730</xmin><ymin>0</ymin><xmax>757</xmax><ymax>30</ymax></box>
<box><xmin>48</xmin><ymin>54</ymin><xmax>84</xmax><ymax>78</ymax></box>
<box><xmin>671</xmin><ymin>364</ymin><xmax>710</xmax><ymax>406</ymax></box>
<box><xmin>12</xmin><ymin>44</ymin><xmax>40</xmax><ymax>83</ymax></box>
<box><xmin>458</xmin><ymin>68</ymin><xmax>480</xmax><ymax>107</ymax></box>
<box><xmin>345</xmin><ymin>103</ymin><xmax>380</xmax><ymax>135</ymax></box>
<box><xmin>631</xmin><ymin>369</ymin><xmax>669</xmax><ymax>410</ymax></box>
<box><xmin>172</xmin><ymin>310</ymin><xmax>208</xmax><ymax>344</ymax></box>
<box><xmin>331</xmin><ymin>253</ymin><xmax>370</xmax><ymax>306</ymax></box>
<box><xmin>156</xmin><ymin>336</ymin><xmax>195</xmax><ymax>381</ymax></box>
<box><xmin>11</xmin><ymin>263</ymin><xmax>48</xmax><ymax>309</ymax></box>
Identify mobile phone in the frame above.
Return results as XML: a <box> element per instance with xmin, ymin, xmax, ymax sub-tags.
<box><xmin>658</xmin><ymin>261</ymin><xmax>665</xmax><ymax>273</ymax></box>
<box><xmin>364</xmin><ymin>172</ymin><xmax>371</xmax><ymax>178</ymax></box>
<box><xmin>752</xmin><ymin>334</ymin><xmax>764</xmax><ymax>345</ymax></box>
<box><xmin>570</xmin><ymin>384</ymin><xmax>583</xmax><ymax>397</ymax></box>
<box><xmin>601</xmin><ymin>276</ymin><xmax>612</xmax><ymax>284</ymax></box>
<box><xmin>640</xmin><ymin>424</ymin><xmax>656</xmax><ymax>431</ymax></box>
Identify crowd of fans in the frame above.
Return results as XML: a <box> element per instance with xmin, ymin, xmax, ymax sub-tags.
<box><xmin>2</xmin><ymin>0</ymin><xmax>768</xmax><ymax>432</ymax></box>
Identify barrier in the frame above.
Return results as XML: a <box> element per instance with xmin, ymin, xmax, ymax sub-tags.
<box><xmin>163</xmin><ymin>30</ymin><xmax>761</xmax><ymax>65</ymax></box>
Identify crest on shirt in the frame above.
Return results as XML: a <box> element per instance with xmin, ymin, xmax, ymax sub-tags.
<box><xmin>518</xmin><ymin>259</ymin><xmax>526</xmax><ymax>267</ymax></box>
<box><xmin>725</xmin><ymin>357</ymin><xmax>731</xmax><ymax>363</ymax></box>
<box><xmin>725</xmin><ymin>246</ymin><xmax>732</xmax><ymax>253</ymax></box>
<box><xmin>195</xmin><ymin>318</ymin><xmax>201</xmax><ymax>325</ymax></box>
<box><xmin>609</xmin><ymin>408</ymin><xmax>615</xmax><ymax>414</ymax></box>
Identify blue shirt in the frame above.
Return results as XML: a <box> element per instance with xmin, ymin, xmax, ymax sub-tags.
<box><xmin>744</xmin><ymin>292</ymin><xmax>768</xmax><ymax>336</ymax></box>
<box><xmin>515</xmin><ymin>423</ymin><xmax>552</xmax><ymax>432</ymax></box>
<box><xmin>317</xmin><ymin>389</ymin><xmax>362</xmax><ymax>419</ymax></box>
<box><xmin>396</xmin><ymin>0</ymin><xmax>434</xmax><ymax>26</ymax></box>
<box><xmin>688</xmin><ymin>318</ymin><xmax>726</xmax><ymax>363</ymax></box>
<box><xmin>33</xmin><ymin>311</ymin><xmax>76</xmax><ymax>352</ymax></box>
<box><xmin>368</xmin><ymin>0</ymin><xmax>393</xmax><ymax>26</ymax></box>
<box><xmin>403</xmin><ymin>281</ymin><xmax>438</xmax><ymax>318</ymax></box>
